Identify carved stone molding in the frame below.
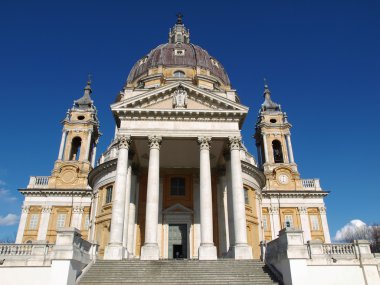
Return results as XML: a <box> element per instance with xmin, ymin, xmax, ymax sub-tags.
<box><xmin>298</xmin><ymin>206</ymin><xmax>308</xmax><ymax>215</ymax></box>
<box><xmin>42</xmin><ymin>206</ymin><xmax>52</xmax><ymax>214</ymax></box>
<box><xmin>228</xmin><ymin>136</ymin><xmax>242</xmax><ymax>150</ymax></box>
<box><xmin>22</xmin><ymin>205</ymin><xmax>30</xmax><ymax>214</ymax></box>
<box><xmin>148</xmin><ymin>135</ymin><xmax>162</xmax><ymax>149</ymax></box>
<box><xmin>269</xmin><ymin>206</ymin><xmax>279</xmax><ymax>215</ymax></box>
<box><xmin>318</xmin><ymin>206</ymin><xmax>326</xmax><ymax>214</ymax></box>
<box><xmin>118</xmin><ymin>135</ymin><xmax>131</xmax><ymax>150</ymax></box>
<box><xmin>73</xmin><ymin>206</ymin><xmax>85</xmax><ymax>214</ymax></box>
<box><xmin>198</xmin><ymin>136</ymin><xmax>212</xmax><ymax>150</ymax></box>
<box><xmin>172</xmin><ymin>86</ymin><xmax>188</xmax><ymax>109</ymax></box>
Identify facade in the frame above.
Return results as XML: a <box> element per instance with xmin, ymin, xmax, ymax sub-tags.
<box><xmin>15</xmin><ymin>16</ymin><xmax>330</xmax><ymax>262</ymax></box>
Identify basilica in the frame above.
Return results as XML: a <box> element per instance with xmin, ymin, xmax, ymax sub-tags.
<box><xmin>15</xmin><ymin>16</ymin><xmax>331</xmax><ymax>263</ymax></box>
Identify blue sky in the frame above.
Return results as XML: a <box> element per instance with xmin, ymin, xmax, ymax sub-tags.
<box><xmin>0</xmin><ymin>0</ymin><xmax>379</xmax><ymax>241</ymax></box>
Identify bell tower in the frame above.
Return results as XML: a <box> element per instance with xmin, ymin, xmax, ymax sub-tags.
<box><xmin>254</xmin><ymin>83</ymin><xmax>302</xmax><ymax>190</ymax></box>
<box><xmin>49</xmin><ymin>79</ymin><xmax>100</xmax><ymax>189</ymax></box>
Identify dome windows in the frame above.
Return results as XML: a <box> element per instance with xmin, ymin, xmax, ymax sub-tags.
<box><xmin>174</xmin><ymin>49</ymin><xmax>185</xmax><ymax>56</ymax></box>
<box><xmin>173</xmin><ymin>70</ymin><xmax>186</xmax><ymax>78</ymax></box>
<box><xmin>210</xmin><ymin>58</ymin><xmax>219</xmax><ymax>68</ymax></box>
<box><xmin>139</xmin><ymin>56</ymin><xmax>148</xmax><ymax>66</ymax></box>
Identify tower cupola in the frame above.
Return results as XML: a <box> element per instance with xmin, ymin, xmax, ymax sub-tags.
<box><xmin>168</xmin><ymin>13</ymin><xmax>190</xmax><ymax>44</ymax></box>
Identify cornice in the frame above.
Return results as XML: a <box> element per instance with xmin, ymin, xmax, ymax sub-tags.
<box><xmin>18</xmin><ymin>188</ymin><xmax>92</xmax><ymax>197</ymax></box>
<box><xmin>241</xmin><ymin>161</ymin><xmax>266</xmax><ymax>189</ymax></box>
<box><xmin>262</xmin><ymin>190</ymin><xmax>329</xmax><ymax>198</ymax></box>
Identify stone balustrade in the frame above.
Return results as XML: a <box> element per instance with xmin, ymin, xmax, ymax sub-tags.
<box><xmin>301</xmin><ymin>178</ymin><xmax>321</xmax><ymax>190</ymax></box>
<box><xmin>322</xmin><ymin>243</ymin><xmax>356</xmax><ymax>255</ymax></box>
<box><xmin>0</xmin><ymin>244</ymin><xmax>34</xmax><ymax>256</ymax></box>
<box><xmin>27</xmin><ymin>176</ymin><xmax>49</xmax><ymax>189</ymax></box>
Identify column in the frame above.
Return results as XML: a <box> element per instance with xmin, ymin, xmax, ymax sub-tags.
<box><xmin>298</xmin><ymin>207</ymin><xmax>311</xmax><ymax>242</ymax></box>
<box><xmin>224</xmin><ymin>152</ymin><xmax>235</xmax><ymax>247</ymax></box>
<box><xmin>16</xmin><ymin>205</ymin><xmax>30</xmax><ymax>243</ymax></box>
<box><xmin>197</xmin><ymin>136</ymin><xmax>217</xmax><ymax>260</ymax></box>
<box><xmin>193</xmin><ymin>174</ymin><xmax>201</xmax><ymax>258</ymax></box>
<box><xmin>91</xmin><ymin>144</ymin><xmax>97</xmax><ymax>167</ymax></box>
<box><xmin>104</xmin><ymin>135</ymin><xmax>131</xmax><ymax>260</ymax></box>
<box><xmin>37</xmin><ymin>206</ymin><xmax>52</xmax><ymax>241</ymax></box>
<box><xmin>286</xmin><ymin>133</ymin><xmax>295</xmax><ymax>163</ymax></box>
<box><xmin>89</xmin><ymin>193</ymin><xmax>99</xmax><ymax>243</ymax></box>
<box><xmin>70</xmin><ymin>206</ymin><xmax>84</xmax><ymax>230</ymax></box>
<box><xmin>132</xmin><ymin>180</ymin><xmax>140</xmax><ymax>256</ymax></box>
<box><xmin>141</xmin><ymin>135</ymin><xmax>162</xmax><ymax>260</ymax></box>
<box><xmin>157</xmin><ymin>179</ymin><xmax>164</xmax><ymax>257</ymax></box>
<box><xmin>227</xmin><ymin>136</ymin><xmax>252</xmax><ymax>259</ymax></box>
<box><xmin>84</xmin><ymin>130</ymin><xmax>92</xmax><ymax>161</ymax></box>
<box><xmin>127</xmin><ymin>172</ymin><xmax>137</xmax><ymax>256</ymax></box>
<box><xmin>269</xmin><ymin>206</ymin><xmax>281</xmax><ymax>239</ymax></box>
<box><xmin>319</xmin><ymin>206</ymin><xmax>331</xmax><ymax>243</ymax></box>
<box><xmin>122</xmin><ymin>158</ymin><xmax>133</xmax><ymax>255</ymax></box>
<box><xmin>58</xmin><ymin>130</ymin><xmax>67</xmax><ymax>160</ymax></box>
<box><xmin>217</xmin><ymin>174</ymin><xmax>229</xmax><ymax>256</ymax></box>
<box><xmin>262</xmin><ymin>133</ymin><xmax>269</xmax><ymax>164</ymax></box>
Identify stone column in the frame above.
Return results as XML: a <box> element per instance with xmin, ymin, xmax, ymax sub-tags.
<box><xmin>104</xmin><ymin>135</ymin><xmax>131</xmax><ymax>260</ymax></box>
<box><xmin>193</xmin><ymin>174</ymin><xmax>201</xmax><ymax>258</ymax></box>
<box><xmin>197</xmin><ymin>136</ymin><xmax>217</xmax><ymax>260</ymax></box>
<box><xmin>16</xmin><ymin>205</ymin><xmax>30</xmax><ymax>243</ymax></box>
<box><xmin>298</xmin><ymin>207</ymin><xmax>311</xmax><ymax>242</ymax></box>
<box><xmin>132</xmin><ymin>180</ymin><xmax>140</xmax><ymax>257</ymax></box>
<box><xmin>141</xmin><ymin>135</ymin><xmax>162</xmax><ymax>260</ymax></box>
<box><xmin>89</xmin><ymin>193</ymin><xmax>99</xmax><ymax>243</ymax></box>
<box><xmin>37</xmin><ymin>206</ymin><xmax>52</xmax><ymax>241</ymax></box>
<box><xmin>70</xmin><ymin>206</ymin><xmax>84</xmax><ymax>230</ymax></box>
<box><xmin>84</xmin><ymin>130</ymin><xmax>92</xmax><ymax>161</ymax></box>
<box><xmin>91</xmin><ymin>144</ymin><xmax>97</xmax><ymax>168</ymax></box>
<box><xmin>319</xmin><ymin>206</ymin><xmax>331</xmax><ymax>243</ymax></box>
<box><xmin>224</xmin><ymin>152</ymin><xmax>235</xmax><ymax>247</ymax></box>
<box><xmin>269</xmin><ymin>206</ymin><xmax>281</xmax><ymax>239</ymax></box>
<box><xmin>286</xmin><ymin>133</ymin><xmax>295</xmax><ymax>163</ymax></box>
<box><xmin>262</xmin><ymin>133</ymin><xmax>269</xmax><ymax>164</ymax></box>
<box><xmin>58</xmin><ymin>130</ymin><xmax>67</xmax><ymax>160</ymax></box>
<box><xmin>122</xmin><ymin>158</ymin><xmax>133</xmax><ymax>254</ymax></box>
<box><xmin>127</xmin><ymin>172</ymin><xmax>137</xmax><ymax>257</ymax></box>
<box><xmin>227</xmin><ymin>136</ymin><xmax>252</xmax><ymax>259</ymax></box>
<box><xmin>217</xmin><ymin>174</ymin><xmax>229</xmax><ymax>256</ymax></box>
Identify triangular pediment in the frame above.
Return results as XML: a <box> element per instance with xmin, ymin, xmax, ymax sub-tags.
<box><xmin>163</xmin><ymin>203</ymin><xmax>193</xmax><ymax>214</ymax></box>
<box><xmin>111</xmin><ymin>82</ymin><xmax>249</xmax><ymax>112</ymax></box>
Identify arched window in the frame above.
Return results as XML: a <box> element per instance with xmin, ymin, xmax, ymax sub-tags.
<box><xmin>70</xmin><ymin>137</ymin><xmax>82</xmax><ymax>160</ymax></box>
<box><xmin>173</xmin><ymin>70</ymin><xmax>185</xmax><ymax>78</ymax></box>
<box><xmin>272</xmin><ymin>140</ymin><xmax>284</xmax><ymax>163</ymax></box>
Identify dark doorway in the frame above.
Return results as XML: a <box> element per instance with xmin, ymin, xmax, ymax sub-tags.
<box><xmin>168</xmin><ymin>224</ymin><xmax>187</xmax><ymax>259</ymax></box>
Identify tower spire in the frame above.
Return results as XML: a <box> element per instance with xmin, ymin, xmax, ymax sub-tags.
<box><xmin>261</xmin><ymin>80</ymin><xmax>280</xmax><ymax>112</ymax></box>
<box><xmin>74</xmin><ymin>76</ymin><xmax>94</xmax><ymax>110</ymax></box>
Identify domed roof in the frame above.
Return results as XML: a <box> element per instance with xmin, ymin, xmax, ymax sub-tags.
<box><xmin>126</xmin><ymin>17</ymin><xmax>230</xmax><ymax>86</ymax></box>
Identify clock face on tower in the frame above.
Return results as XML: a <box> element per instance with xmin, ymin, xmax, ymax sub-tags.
<box><xmin>278</xmin><ymin>174</ymin><xmax>289</xmax><ymax>185</ymax></box>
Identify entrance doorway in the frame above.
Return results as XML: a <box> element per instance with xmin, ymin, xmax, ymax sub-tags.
<box><xmin>168</xmin><ymin>224</ymin><xmax>187</xmax><ymax>259</ymax></box>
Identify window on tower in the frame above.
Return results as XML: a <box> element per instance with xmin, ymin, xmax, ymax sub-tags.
<box><xmin>105</xmin><ymin>186</ymin><xmax>113</xmax><ymax>204</ymax></box>
<box><xmin>272</xmin><ymin>140</ymin><xmax>284</xmax><ymax>163</ymax></box>
<box><xmin>70</xmin><ymin>137</ymin><xmax>82</xmax><ymax>160</ymax></box>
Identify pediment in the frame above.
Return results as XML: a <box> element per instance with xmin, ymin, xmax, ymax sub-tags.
<box><xmin>111</xmin><ymin>82</ymin><xmax>248</xmax><ymax>112</ymax></box>
<box><xmin>163</xmin><ymin>203</ymin><xmax>193</xmax><ymax>214</ymax></box>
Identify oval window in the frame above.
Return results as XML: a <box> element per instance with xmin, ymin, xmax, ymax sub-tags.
<box><xmin>270</xmin><ymin>119</ymin><xmax>277</xmax><ymax>123</ymax></box>
<box><xmin>78</xmin><ymin>116</ymin><xmax>85</xmax><ymax>120</ymax></box>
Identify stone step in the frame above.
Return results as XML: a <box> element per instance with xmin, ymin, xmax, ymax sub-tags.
<box><xmin>78</xmin><ymin>259</ymin><xmax>279</xmax><ymax>285</ymax></box>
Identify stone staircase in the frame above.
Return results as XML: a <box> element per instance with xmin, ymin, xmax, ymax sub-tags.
<box><xmin>78</xmin><ymin>259</ymin><xmax>280</xmax><ymax>285</ymax></box>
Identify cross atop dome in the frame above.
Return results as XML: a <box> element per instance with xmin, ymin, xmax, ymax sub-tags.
<box><xmin>169</xmin><ymin>13</ymin><xmax>190</xmax><ymax>44</ymax></box>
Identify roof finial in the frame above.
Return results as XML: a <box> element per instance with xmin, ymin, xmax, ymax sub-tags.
<box><xmin>176</xmin><ymin>13</ymin><xmax>183</xmax><ymax>25</ymax></box>
<box><xmin>263</xmin><ymin>78</ymin><xmax>271</xmax><ymax>98</ymax></box>
<box><xmin>264</xmin><ymin>77</ymin><xmax>268</xmax><ymax>89</ymax></box>
<box><xmin>87</xmin><ymin>73</ymin><xmax>92</xmax><ymax>85</ymax></box>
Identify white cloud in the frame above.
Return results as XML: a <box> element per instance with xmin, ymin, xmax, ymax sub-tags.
<box><xmin>334</xmin><ymin>219</ymin><xmax>368</xmax><ymax>241</ymax></box>
<box><xmin>0</xmin><ymin>187</ymin><xmax>18</xmax><ymax>202</ymax></box>
<box><xmin>0</xmin><ymin>179</ymin><xmax>5</xmax><ymax>185</ymax></box>
<box><xmin>0</xmin><ymin>214</ymin><xmax>19</xmax><ymax>226</ymax></box>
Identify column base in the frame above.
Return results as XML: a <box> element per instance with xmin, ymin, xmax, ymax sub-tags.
<box><xmin>227</xmin><ymin>244</ymin><xmax>253</xmax><ymax>260</ymax></box>
<box><xmin>140</xmin><ymin>243</ymin><xmax>160</xmax><ymax>260</ymax></box>
<box><xmin>198</xmin><ymin>244</ymin><xmax>217</xmax><ymax>260</ymax></box>
<box><xmin>104</xmin><ymin>244</ymin><xmax>125</xmax><ymax>260</ymax></box>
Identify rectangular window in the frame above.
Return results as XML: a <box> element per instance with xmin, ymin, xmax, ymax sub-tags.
<box><xmin>84</xmin><ymin>215</ymin><xmax>90</xmax><ymax>230</ymax></box>
<box><xmin>105</xmin><ymin>186</ymin><xmax>113</xmax><ymax>204</ymax></box>
<box><xmin>310</xmin><ymin>215</ymin><xmax>320</xmax><ymax>231</ymax></box>
<box><xmin>170</xmin><ymin>177</ymin><xmax>186</xmax><ymax>196</ymax></box>
<box><xmin>284</xmin><ymin>214</ymin><xmax>294</xmax><ymax>228</ymax></box>
<box><xmin>262</xmin><ymin>215</ymin><xmax>269</xmax><ymax>231</ymax></box>
<box><xmin>244</xmin><ymin>188</ymin><xmax>249</xmax><ymax>205</ymax></box>
<box><xmin>29</xmin><ymin>214</ymin><xmax>39</xmax><ymax>230</ymax></box>
<box><xmin>56</xmin><ymin>213</ymin><xmax>66</xmax><ymax>229</ymax></box>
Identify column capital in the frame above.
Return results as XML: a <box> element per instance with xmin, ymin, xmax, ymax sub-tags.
<box><xmin>22</xmin><ymin>205</ymin><xmax>30</xmax><ymax>214</ymax></box>
<box><xmin>269</xmin><ymin>206</ymin><xmax>279</xmax><ymax>215</ymax></box>
<box><xmin>318</xmin><ymin>206</ymin><xmax>326</xmax><ymax>214</ymax></box>
<box><xmin>298</xmin><ymin>206</ymin><xmax>308</xmax><ymax>215</ymax></box>
<box><xmin>118</xmin><ymin>135</ymin><xmax>131</xmax><ymax>150</ymax></box>
<box><xmin>42</xmin><ymin>206</ymin><xmax>52</xmax><ymax>214</ymax></box>
<box><xmin>73</xmin><ymin>206</ymin><xmax>85</xmax><ymax>214</ymax></box>
<box><xmin>228</xmin><ymin>136</ymin><xmax>242</xmax><ymax>150</ymax></box>
<box><xmin>148</xmin><ymin>135</ymin><xmax>162</xmax><ymax>149</ymax></box>
<box><xmin>198</xmin><ymin>136</ymin><xmax>212</xmax><ymax>150</ymax></box>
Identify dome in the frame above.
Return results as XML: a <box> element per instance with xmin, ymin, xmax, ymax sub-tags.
<box><xmin>126</xmin><ymin>18</ymin><xmax>231</xmax><ymax>87</ymax></box>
